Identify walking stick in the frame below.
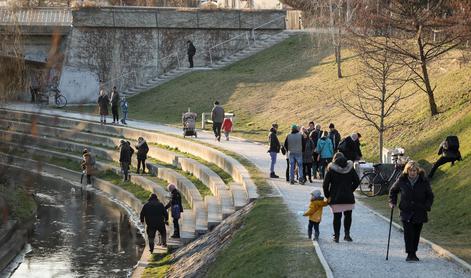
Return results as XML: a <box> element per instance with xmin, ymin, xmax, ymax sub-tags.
<box><xmin>386</xmin><ymin>207</ymin><xmax>394</xmax><ymax>260</ymax></box>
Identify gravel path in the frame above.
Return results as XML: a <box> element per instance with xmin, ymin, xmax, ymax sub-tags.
<box><xmin>4</xmin><ymin>103</ymin><xmax>470</xmax><ymax>278</ymax></box>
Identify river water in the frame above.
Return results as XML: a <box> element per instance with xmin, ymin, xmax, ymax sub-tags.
<box><xmin>5</xmin><ymin>173</ymin><xmax>145</xmax><ymax>278</ymax></box>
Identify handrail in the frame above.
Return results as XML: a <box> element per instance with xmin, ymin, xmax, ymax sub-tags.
<box><xmin>101</xmin><ymin>51</ymin><xmax>180</xmax><ymax>92</ymax></box>
<box><xmin>207</xmin><ymin>14</ymin><xmax>286</xmax><ymax>65</ymax></box>
<box><xmin>0</xmin><ymin>8</ymin><xmax>72</xmax><ymax>26</ymax></box>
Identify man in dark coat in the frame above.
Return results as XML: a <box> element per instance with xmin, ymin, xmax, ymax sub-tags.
<box><xmin>140</xmin><ymin>193</ymin><xmax>168</xmax><ymax>253</ymax></box>
<box><xmin>310</xmin><ymin>124</ymin><xmax>322</xmax><ymax>178</ymax></box>
<box><xmin>428</xmin><ymin>136</ymin><xmax>462</xmax><ymax>179</ymax></box>
<box><xmin>390</xmin><ymin>161</ymin><xmax>434</xmax><ymax>262</ymax></box>
<box><xmin>328</xmin><ymin>123</ymin><xmax>341</xmax><ymax>152</ymax></box>
<box><xmin>136</xmin><ymin>137</ymin><xmax>149</xmax><ymax>174</ymax></box>
<box><xmin>187</xmin><ymin>40</ymin><xmax>196</xmax><ymax>68</ymax></box>
<box><xmin>110</xmin><ymin>86</ymin><xmax>120</xmax><ymax>124</ymax></box>
<box><xmin>211</xmin><ymin>101</ymin><xmax>225</xmax><ymax>142</ymax></box>
<box><xmin>268</xmin><ymin>123</ymin><xmax>281</xmax><ymax>178</ymax></box>
<box><xmin>165</xmin><ymin>184</ymin><xmax>184</xmax><ymax>238</ymax></box>
<box><xmin>119</xmin><ymin>140</ymin><xmax>132</xmax><ymax>181</ymax></box>
<box><xmin>338</xmin><ymin>133</ymin><xmax>362</xmax><ymax>162</ymax></box>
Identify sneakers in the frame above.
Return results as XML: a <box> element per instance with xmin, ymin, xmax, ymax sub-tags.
<box><xmin>332</xmin><ymin>235</ymin><xmax>339</xmax><ymax>243</ymax></box>
<box><xmin>299</xmin><ymin>179</ymin><xmax>305</xmax><ymax>185</ymax></box>
<box><xmin>314</xmin><ymin>232</ymin><xmax>319</xmax><ymax>241</ymax></box>
<box><xmin>270</xmin><ymin>172</ymin><xmax>279</xmax><ymax>178</ymax></box>
<box><xmin>290</xmin><ymin>180</ymin><xmax>295</xmax><ymax>185</ymax></box>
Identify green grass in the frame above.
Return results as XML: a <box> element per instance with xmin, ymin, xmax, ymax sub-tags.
<box><xmin>142</xmin><ymin>252</ymin><xmax>173</xmax><ymax>278</ymax></box>
<box><xmin>0</xmin><ymin>182</ymin><xmax>37</xmax><ymax>223</ymax></box>
<box><xmin>96</xmin><ymin>170</ymin><xmax>151</xmax><ymax>203</ymax></box>
<box><xmin>205</xmin><ymin>198</ymin><xmax>324</xmax><ymax>278</ymax></box>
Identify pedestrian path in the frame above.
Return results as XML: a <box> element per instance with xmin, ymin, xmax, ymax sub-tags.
<box><xmin>3</xmin><ymin>103</ymin><xmax>470</xmax><ymax>278</ymax></box>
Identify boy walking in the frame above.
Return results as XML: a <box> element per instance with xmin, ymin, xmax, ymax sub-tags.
<box><xmin>303</xmin><ymin>190</ymin><xmax>328</xmax><ymax>240</ymax></box>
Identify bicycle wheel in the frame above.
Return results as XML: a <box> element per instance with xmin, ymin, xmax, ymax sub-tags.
<box><xmin>359</xmin><ymin>172</ymin><xmax>383</xmax><ymax>197</ymax></box>
<box><xmin>55</xmin><ymin>95</ymin><xmax>67</xmax><ymax>108</ymax></box>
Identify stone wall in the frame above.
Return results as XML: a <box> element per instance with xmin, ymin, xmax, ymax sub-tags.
<box><xmin>59</xmin><ymin>7</ymin><xmax>285</xmax><ymax>103</ymax></box>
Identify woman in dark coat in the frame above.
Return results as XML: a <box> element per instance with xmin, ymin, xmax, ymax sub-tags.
<box><xmin>389</xmin><ymin>161</ymin><xmax>434</xmax><ymax>262</ymax></box>
<box><xmin>302</xmin><ymin>130</ymin><xmax>314</xmax><ymax>183</ymax></box>
<box><xmin>97</xmin><ymin>89</ymin><xmax>109</xmax><ymax>124</ymax></box>
<box><xmin>165</xmin><ymin>184</ymin><xmax>184</xmax><ymax>239</ymax></box>
<box><xmin>323</xmin><ymin>152</ymin><xmax>360</xmax><ymax>243</ymax></box>
<box><xmin>136</xmin><ymin>137</ymin><xmax>149</xmax><ymax>174</ymax></box>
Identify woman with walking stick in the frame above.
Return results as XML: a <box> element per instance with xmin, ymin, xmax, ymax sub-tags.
<box><xmin>389</xmin><ymin>161</ymin><xmax>434</xmax><ymax>262</ymax></box>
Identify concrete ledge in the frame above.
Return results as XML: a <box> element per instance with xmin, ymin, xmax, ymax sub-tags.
<box><xmin>228</xmin><ymin>182</ymin><xmax>249</xmax><ymax>210</ymax></box>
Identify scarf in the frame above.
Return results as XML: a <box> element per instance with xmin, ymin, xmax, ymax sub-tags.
<box><xmin>408</xmin><ymin>175</ymin><xmax>419</xmax><ymax>187</ymax></box>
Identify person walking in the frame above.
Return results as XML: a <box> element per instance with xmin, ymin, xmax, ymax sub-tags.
<box><xmin>119</xmin><ymin>140</ymin><xmax>132</xmax><ymax>181</ymax></box>
<box><xmin>187</xmin><ymin>40</ymin><xmax>196</xmax><ymax>68</ymax></box>
<box><xmin>140</xmin><ymin>193</ymin><xmax>168</xmax><ymax>253</ymax></box>
<box><xmin>303</xmin><ymin>190</ymin><xmax>328</xmax><ymax>240</ymax></box>
<box><xmin>136</xmin><ymin>137</ymin><xmax>149</xmax><ymax>174</ymax></box>
<box><xmin>317</xmin><ymin>130</ymin><xmax>335</xmax><ymax>179</ymax></box>
<box><xmin>80</xmin><ymin>148</ymin><xmax>94</xmax><ymax>185</ymax></box>
<box><xmin>211</xmin><ymin>101</ymin><xmax>225</xmax><ymax>142</ymax></box>
<box><xmin>428</xmin><ymin>136</ymin><xmax>462</xmax><ymax>179</ymax></box>
<box><xmin>390</xmin><ymin>161</ymin><xmax>434</xmax><ymax>262</ymax></box>
<box><xmin>310</xmin><ymin>124</ymin><xmax>322</xmax><ymax>179</ymax></box>
<box><xmin>323</xmin><ymin>152</ymin><xmax>360</xmax><ymax>243</ymax></box>
<box><xmin>110</xmin><ymin>86</ymin><xmax>120</xmax><ymax>124</ymax></box>
<box><xmin>165</xmin><ymin>184</ymin><xmax>184</xmax><ymax>239</ymax></box>
<box><xmin>268</xmin><ymin>123</ymin><xmax>281</xmax><ymax>178</ymax></box>
<box><xmin>284</xmin><ymin>124</ymin><xmax>305</xmax><ymax>185</ymax></box>
<box><xmin>302</xmin><ymin>130</ymin><xmax>314</xmax><ymax>183</ymax></box>
<box><xmin>97</xmin><ymin>89</ymin><xmax>109</xmax><ymax>124</ymax></box>
<box><xmin>221</xmin><ymin>117</ymin><xmax>233</xmax><ymax>141</ymax></box>
<box><xmin>338</xmin><ymin>133</ymin><xmax>363</xmax><ymax>162</ymax></box>
<box><xmin>328</xmin><ymin>123</ymin><xmax>341</xmax><ymax>152</ymax></box>
<box><xmin>120</xmin><ymin>96</ymin><xmax>128</xmax><ymax>125</ymax></box>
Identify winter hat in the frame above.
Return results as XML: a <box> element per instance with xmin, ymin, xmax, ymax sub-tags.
<box><xmin>291</xmin><ymin>124</ymin><xmax>298</xmax><ymax>130</ymax></box>
<box><xmin>167</xmin><ymin>183</ymin><xmax>176</xmax><ymax>192</ymax></box>
<box><xmin>311</xmin><ymin>190</ymin><xmax>322</xmax><ymax>199</ymax></box>
<box><xmin>329</xmin><ymin>123</ymin><xmax>335</xmax><ymax>129</ymax></box>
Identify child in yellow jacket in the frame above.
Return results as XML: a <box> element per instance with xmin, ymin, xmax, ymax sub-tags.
<box><xmin>303</xmin><ymin>189</ymin><xmax>328</xmax><ymax>240</ymax></box>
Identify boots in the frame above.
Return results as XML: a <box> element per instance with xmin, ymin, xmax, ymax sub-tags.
<box><xmin>344</xmin><ymin>233</ymin><xmax>353</xmax><ymax>242</ymax></box>
<box><xmin>270</xmin><ymin>172</ymin><xmax>279</xmax><ymax>178</ymax></box>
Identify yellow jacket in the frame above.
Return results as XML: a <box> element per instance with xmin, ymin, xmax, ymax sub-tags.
<box><xmin>303</xmin><ymin>199</ymin><xmax>328</xmax><ymax>222</ymax></box>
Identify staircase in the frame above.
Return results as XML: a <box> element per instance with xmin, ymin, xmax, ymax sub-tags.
<box><xmin>121</xmin><ymin>31</ymin><xmax>293</xmax><ymax>98</ymax></box>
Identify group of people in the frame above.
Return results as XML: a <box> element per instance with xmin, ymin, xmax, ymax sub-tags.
<box><xmin>268</xmin><ymin>121</ymin><xmax>361</xmax><ymax>184</ymax></box>
<box><xmin>140</xmin><ymin>183</ymin><xmax>184</xmax><ymax>253</ymax></box>
<box><xmin>119</xmin><ymin>137</ymin><xmax>150</xmax><ymax>181</ymax></box>
<box><xmin>211</xmin><ymin>101</ymin><xmax>233</xmax><ymax>142</ymax></box>
<box><xmin>97</xmin><ymin>86</ymin><xmax>129</xmax><ymax>125</ymax></box>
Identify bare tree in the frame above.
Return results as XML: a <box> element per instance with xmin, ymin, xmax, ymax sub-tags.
<box><xmin>353</xmin><ymin>0</ymin><xmax>471</xmax><ymax>116</ymax></box>
<box><xmin>336</xmin><ymin>38</ymin><xmax>414</xmax><ymax>162</ymax></box>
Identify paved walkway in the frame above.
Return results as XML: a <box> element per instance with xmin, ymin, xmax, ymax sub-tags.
<box><xmin>3</xmin><ymin>103</ymin><xmax>470</xmax><ymax>278</ymax></box>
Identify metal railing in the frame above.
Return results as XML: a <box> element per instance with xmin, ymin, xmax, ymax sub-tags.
<box><xmin>207</xmin><ymin>15</ymin><xmax>286</xmax><ymax>65</ymax></box>
<box><xmin>101</xmin><ymin>51</ymin><xmax>181</xmax><ymax>93</ymax></box>
<box><xmin>0</xmin><ymin>8</ymin><xmax>72</xmax><ymax>26</ymax></box>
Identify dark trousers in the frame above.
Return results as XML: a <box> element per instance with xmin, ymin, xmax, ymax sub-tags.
<box><xmin>285</xmin><ymin>158</ymin><xmax>290</xmax><ymax>181</ymax></box>
<box><xmin>308</xmin><ymin>220</ymin><xmax>320</xmax><ymax>239</ymax></box>
<box><xmin>137</xmin><ymin>159</ymin><xmax>146</xmax><ymax>173</ymax></box>
<box><xmin>121</xmin><ymin>162</ymin><xmax>130</xmax><ymax>181</ymax></box>
<box><xmin>188</xmin><ymin>54</ymin><xmax>194</xmax><ymax>68</ymax></box>
<box><xmin>213</xmin><ymin>122</ymin><xmax>222</xmax><ymax>139</ymax></box>
<box><xmin>319</xmin><ymin>158</ymin><xmax>332</xmax><ymax>179</ymax></box>
<box><xmin>146</xmin><ymin>225</ymin><xmax>166</xmax><ymax>251</ymax></box>
<box><xmin>402</xmin><ymin>221</ymin><xmax>423</xmax><ymax>254</ymax></box>
<box><xmin>173</xmin><ymin>217</ymin><xmax>180</xmax><ymax>237</ymax></box>
<box><xmin>80</xmin><ymin>174</ymin><xmax>91</xmax><ymax>185</ymax></box>
<box><xmin>429</xmin><ymin>156</ymin><xmax>456</xmax><ymax>178</ymax></box>
<box><xmin>303</xmin><ymin>162</ymin><xmax>313</xmax><ymax>181</ymax></box>
<box><xmin>333</xmin><ymin>210</ymin><xmax>352</xmax><ymax>237</ymax></box>
<box><xmin>111</xmin><ymin>105</ymin><xmax>119</xmax><ymax>123</ymax></box>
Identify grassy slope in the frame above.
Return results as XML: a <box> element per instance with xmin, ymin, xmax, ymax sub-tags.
<box><xmin>126</xmin><ymin>34</ymin><xmax>471</xmax><ymax>263</ymax></box>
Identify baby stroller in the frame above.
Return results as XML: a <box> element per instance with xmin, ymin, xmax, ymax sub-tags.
<box><xmin>182</xmin><ymin>111</ymin><xmax>197</xmax><ymax>138</ymax></box>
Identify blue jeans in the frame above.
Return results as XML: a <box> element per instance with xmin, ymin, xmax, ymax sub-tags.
<box><xmin>121</xmin><ymin>111</ymin><xmax>128</xmax><ymax>124</ymax></box>
<box><xmin>289</xmin><ymin>153</ymin><xmax>303</xmax><ymax>182</ymax></box>
<box><xmin>269</xmin><ymin>152</ymin><xmax>277</xmax><ymax>173</ymax></box>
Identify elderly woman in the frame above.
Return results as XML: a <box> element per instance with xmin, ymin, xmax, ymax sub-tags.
<box><xmin>97</xmin><ymin>89</ymin><xmax>109</xmax><ymax>124</ymax></box>
<box><xmin>323</xmin><ymin>152</ymin><xmax>360</xmax><ymax>243</ymax></box>
<box><xmin>389</xmin><ymin>161</ymin><xmax>434</xmax><ymax>262</ymax></box>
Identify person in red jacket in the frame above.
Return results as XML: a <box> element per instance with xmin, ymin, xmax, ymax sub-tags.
<box><xmin>221</xmin><ymin>117</ymin><xmax>233</xmax><ymax>141</ymax></box>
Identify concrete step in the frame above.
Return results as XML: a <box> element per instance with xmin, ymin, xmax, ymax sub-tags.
<box><xmin>205</xmin><ymin>196</ymin><xmax>222</xmax><ymax>229</ymax></box>
<box><xmin>229</xmin><ymin>182</ymin><xmax>249</xmax><ymax>210</ymax></box>
<box><xmin>219</xmin><ymin>190</ymin><xmax>235</xmax><ymax>218</ymax></box>
<box><xmin>179</xmin><ymin>210</ymin><xmax>196</xmax><ymax>244</ymax></box>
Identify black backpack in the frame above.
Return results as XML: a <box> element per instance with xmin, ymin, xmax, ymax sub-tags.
<box><xmin>444</xmin><ymin>136</ymin><xmax>459</xmax><ymax>152</ymax></box>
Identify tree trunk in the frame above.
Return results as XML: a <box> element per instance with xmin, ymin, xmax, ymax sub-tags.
<box><xmin>379</xmin><ymin>129</ymin><xmax>384</xmax><ymax>163</ymax></box>
<box><xmin>417</xmin><ymin>30</ymin><xmax>439</xmax><ymax>116</ymax></box>
<box><xmin>336</xmin><ymin>27</ymin><xmax>343</xmax><ymax>78</ymax></box>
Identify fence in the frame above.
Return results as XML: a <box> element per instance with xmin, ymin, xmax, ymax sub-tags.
<box><xmin>0</xmin><ymin>8</ymin><xmax>72</xmax><ymax>26</ymax></box>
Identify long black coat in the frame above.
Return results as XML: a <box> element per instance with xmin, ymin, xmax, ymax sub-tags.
<box><xmin>136</xmin><ymin>141</ymin><xmax>149</xmax><ymax>160</ymax></box>
<box><xmin>323</xmin><ymin>158</ymin><xmax>360</xmax><ymax>205</ymax></box>
<box><xmin>119</xmin><ymin>143</ymin><xmax>132</xmax><ymax>163</ymax></box>
<box><xmin>140</xmin><ymin>199</ymin><xmax>168</xmax><ymax>228</ymax></box>
<box><xmin>268</xmin><ymin>128</ymin><xmax>280</xmax><ymax>153</ymax></box>
<box><xmin>389</xmin><ymin>174</ymin><xmax>434</xmax><ymax>223</ymax></box>
<box><xmin>97</xmin><ymin>95</ymin><xmax>109</xmax><ymax>116</ymax></box>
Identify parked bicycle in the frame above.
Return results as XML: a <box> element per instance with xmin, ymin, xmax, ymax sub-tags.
<box><xmin>359</xmin><ymin>151</ymin><xmax>409</xmax><ymax>197</ymax></box>
<box><xmin>32</xmin><ymin>86</ymin><xmax>67</xmax><ymax>108</ymax></box>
